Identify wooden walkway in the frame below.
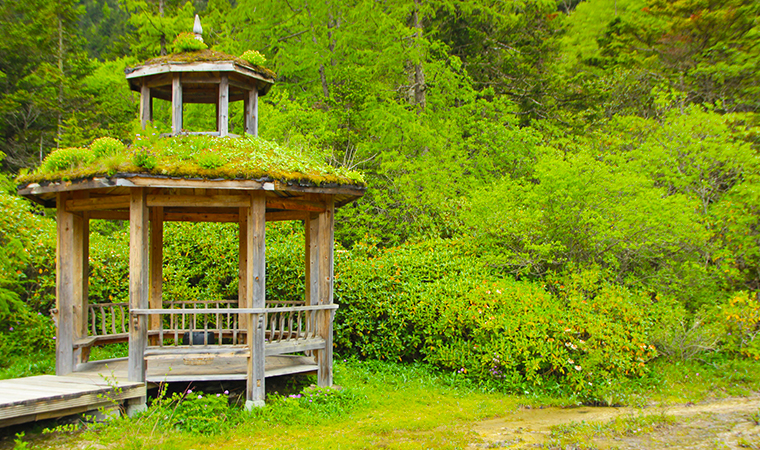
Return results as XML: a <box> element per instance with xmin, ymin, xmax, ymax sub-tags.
<box><xmin>0</xmin><ymin>354</ymin><xmax>316</xmax><ymax>427</ymax></box>
<box><xmin>0</xmin><ymin>372</ymin><xmax>145</xmax><ymax>428</ymax></box>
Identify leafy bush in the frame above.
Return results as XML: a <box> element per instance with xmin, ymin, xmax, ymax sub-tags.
<box><xmin>171</xmin><ymin>32</ymin><xmax>208</xmax><ymax>52</ymax></box>
<box><xmin>193</xmin><ymin>151</ymin><xmax>226</xmax><ymax>169</ymax></box>
<box><xmin>90</xmin><ymin>137</ymin><xmax>126</xmax><ymax>158</ymax></box>
<box><xmin>715</xmin><ymin>291</ymin><xmax>760</xmax><ymax>359</ymax></box>
<box><xmin>335</xmin><ymin>239</ymin><xmax>667</xmax><ymax>399</ymax></box>
<box><xmin>240</xmin><ymin>50</ymin><xmax>267</xmax><ymax>66</ymax></box>
<box><xmin>42</xmin><ymin>147</ymin><xmax>95</xmax><ymax>172</ymax></box>
<box><xmin>148</xmin><ymin>389</ymin><xmax>240</xmax><ymax>435</ymax></box>
<box><xmin>132</xmin><ymin>148</ymin><xmax>156</xmax><ymax>169</ymax></box>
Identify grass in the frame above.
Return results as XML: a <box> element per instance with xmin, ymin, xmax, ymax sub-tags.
<box><xmin>4</xmin><ymin>356</ymin><xmax>760</xmax><ymax>449</ymax></box>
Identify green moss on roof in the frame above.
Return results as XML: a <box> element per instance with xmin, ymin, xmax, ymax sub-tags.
<box><xmin>17</xmin><ymin>135</ymin><xmax>365</xmax><ymax>187</ymax></box>
<box><xmin>135</xmin><ymin>49</ymin><xmax>276</xmax><ymax>81</ymax></box>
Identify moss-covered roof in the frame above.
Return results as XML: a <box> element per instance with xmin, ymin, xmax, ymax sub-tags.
<box><xmin>127</xmin><ymin>49</ymin><xmax>276</xmax><ymax>82</ymax></box>
<box><xmin>16</xmin><ymin>135</ymin><xmax>365</xmax><ymax>187</ymax></box>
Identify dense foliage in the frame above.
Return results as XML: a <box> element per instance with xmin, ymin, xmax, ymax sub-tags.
<box><xmin>1</xmin><ymin>0</ymin><xmax>759</xmax><ymax>397</ymax></box>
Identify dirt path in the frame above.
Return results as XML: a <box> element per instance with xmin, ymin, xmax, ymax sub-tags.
<box><xmin>469</xmin><ymin>396</ymin><xmax>760</xmax><ymax>449</ymax></box>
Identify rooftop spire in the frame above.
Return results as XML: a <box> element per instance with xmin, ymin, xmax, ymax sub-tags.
<box><xmin>193</xmin><ymin>15</ymin><xmax>203</xmax><ymax>41</ymax></box>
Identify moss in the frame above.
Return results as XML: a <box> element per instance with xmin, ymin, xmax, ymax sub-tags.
<box><xmin>137</xmin><ymin>49</ymin><xmax>276</xmax><ymax>81</ymax></box>
<box><xmin>17</xmin><ymin>134</ymin><xmax>366</xmax><ymax>187</ymax></box>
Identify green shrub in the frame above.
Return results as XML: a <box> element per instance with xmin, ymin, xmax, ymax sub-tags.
<box><xmin>714</xmin><ymin>291</ymin><xmax>760</xmax><ymax>359</ymax></box>
<box><xmin>42</xmin><ymin>147</ymin><xmax>95</xmax><ymax>172</ymax></box>
<box><xmin>172</xmin><ymin>32</ymin><xmax>208</xmax><ymax>52</ymax></box>
<box><xmin>149</xmin><ymin>389</ymin><xmax>240</xmax><ymax>435</ymax></box>
<box><xmin>193</xmin><ymin>151</ymin><xmax>226</xmax><ymax>169</ymax></box>
<box><xmin>240</xmin><ymin>50</ymin><xmax>267</xmax><ymax>66</ymax></box>
<box><xmin>132</xmin><ymin>148</ymin><xmax>156</xmax><ymax>169</ymax></box>
<box><xmin>90</xmin><ymin>136</ymin><xmax>126</xmax><ymax>158</ymax></box>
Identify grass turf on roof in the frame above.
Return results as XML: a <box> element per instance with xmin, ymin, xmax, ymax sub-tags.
<box><xmin>131</xmin><ymin>49</ymin><xmax>276</xmax><ymax>81</ymax></box>
<box><xmin>16</xmin><ymin>135</ymin><xmax>366</xmax><ymax>187</ymax></box>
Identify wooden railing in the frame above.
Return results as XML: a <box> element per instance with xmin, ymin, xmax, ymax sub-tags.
<box><xmin>131</xmin><ymin>304</ymin><xmax>338</xmax><ymax>357</ymax></box>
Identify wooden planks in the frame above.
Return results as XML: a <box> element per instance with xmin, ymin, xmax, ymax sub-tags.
<box><xmin>149</xmin><ymin>206</ymin><xmax>163</xmax><ymax>345</ymax></box>
<box><xmin>244</xmin><ymin>89</ymin><xmax>258</xmax><ymax>136</ymax></box>
<box><xmin>0</xmin><ymin>373</ymin><xmax>145</xmax><ymax>428</ymax></box>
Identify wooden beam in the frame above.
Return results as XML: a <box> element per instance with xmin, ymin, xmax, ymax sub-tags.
<box><xmin>66</xmin><ymin>195</ymin><xmax>130</xmax><ymax>211</ymax></box>
<box><xmin>140</xmin><ymin>83</ymin><xmax>152</xmax><ymax>130</ymax></box>
<box><xmin>149</xmin><ymin>206</ymin><xmax>163</xmax><ymax>346</ymax></box>
<box><xmin>305</xmin><ymin>215</ymin><xmax>319</xmax><ymax>306</ymax></box>
<box><xmin>172</xmin><ymin>73</ymin><xmax>183</xmax><ymax>135</ymax></box>
<box><xmin>147</xmin><ymin>194</ymin><xmax>250</xmax><ymax>208</ymax></box>
<box><xmin>246</xmin><ymin>193</ymin><xmax>266</xmax><ymax>408</ymax></box>
<box><xmin>316</xmin><ymin>196</ymin><xmax>335</xmax><ymax>387</ymax></box>
<box><xmin>87</xmin><ymin>210</ymin><xmax>129</xmax><ymax>221</ymax></box>
<box><xmin>244</xmin><ymin>89</ymin><xmax>258</xmax><ymax>137</ymax></box>
<box><xmin>55</xmin><ymin>193</ymin><xmax>76</xmax><ymax>375</ymax></box>
<box><xmin>219</xmin><ymin>74</ymin><xmax>229</xmax><ymax>137</ymax></box>
<box><xmin>164</xmin><ymin>212</ymin><xmax>239</xmax><ymax>223</ymax></box>
<box><xmin>128</xmin><ymin>188</ymin><xmax>149</xmax><ymax>383</ymax></box>
<box><xmin>267</xmin><ymin>211</ymin><xmax>309</xmax><ymax>222</ymax></box>
<box><xmin>266</xmin><ymin>198</ymin><xmax>325</xmax><ymax>213</ymax></box>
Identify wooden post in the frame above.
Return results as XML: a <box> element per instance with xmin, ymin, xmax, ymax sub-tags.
<box><xmin>238</xmin><ymin>206</ymin><xmax>248</xmax><ymax>344</ymax></box>
<box><xmin>316</xmin><ymin>196</ymin><xmax>334</xmax><ymax>387</ymax></box>
<box><xmin>245</xmin><ymin>193</ymin><xmax>266</xmax><ymax>409</ymax></box>
<box><xmin>128</xmin><ymin>188</ymin><xmax>149</xmax><ymax>387</ymax></box>
<box><xmin>244</xmin><ymin>89</ymin><xmax>258</xmax><ymax>137</ymax></box>
<box><xmin>172</xmin><ymin>73</ymin><xmax>183</xmax><ymax>135</ymax></box>
<box><xmin>149</xmin><ymin>206</ymin><xmax>163</xmax><ymax>345</ymax></box>
<box><xmin>140</xmin><ymin>82</ymin><xmax>152</xmax><ymax>130</ymax></box>
<box><xmin>72</xmin><ymin>203</ymin><xmax>89</xmax><ymax>365</ymax></box>
<box><xmin>305</xmin><ymin>214</ymin><xmax>319</xmax><ymax>306</ymax></box>
<box><xmin>218</xmin><ymin>74</ymin><xmax>229</xmax><ymax>137</ymax></box>
<box><xmin>55</xmin><ymin>192</ymin><xmax>76</xmax><ymax>375</ymax></box>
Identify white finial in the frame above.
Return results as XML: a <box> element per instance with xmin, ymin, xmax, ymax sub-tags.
<box><xmin>193</xmin><ymin>15</ymin><xmax>203</xmax><ymax>41</ymax></box>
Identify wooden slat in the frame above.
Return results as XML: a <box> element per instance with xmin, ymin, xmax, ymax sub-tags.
<box><xmin>267</xmin><ymin>198</ymin><xmax>326</xmax><ymax>212</ymax></box>
<box><xmin>306</xmin><ymin>215</ymin><xmax>319</xmax><ymax>306</ymax></box>
<box><xmin>128</xmin><ymin>188</ymin><xmax>149</xmax><ymax>382</ymax></box>
<box><xmin>172</xmin><ymin>73</ymin><xmax>183</xmax><ymax>135</ymax></box>
<box><xmin>147</xmin><ymin>194</ymin><xmax>249</xmax><ymax>208</ymax></box>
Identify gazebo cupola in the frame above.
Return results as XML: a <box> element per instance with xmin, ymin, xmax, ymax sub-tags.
<box><xmin>125</xmin><ymin>16</ymin><xmax>274</xmax><ymax>137</ymax></box>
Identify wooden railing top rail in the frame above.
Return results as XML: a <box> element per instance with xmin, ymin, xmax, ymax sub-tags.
<box><xmin>130</xmin><ymin>304</ymin><xmax>339</xmax><ymax>315</ymax></box>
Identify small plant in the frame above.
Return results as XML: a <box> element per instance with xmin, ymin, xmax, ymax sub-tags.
<box><xmin>750</xmin><ymin>408</ymin><xmax>760</xmax><ymax>426</ymax></box>
<box><xmin>13</xmin><ymin>432</ymin><xmax>29</xmax><ymax>450</ymax></box>
<box><xmin>193</xmin><ymin>151</ymin><xmax>226</xmax><ymax>169</ymax></box>
<box><xmin>240</xmin><ymin>50</ymin><xmax>267</xmax><ymax>66</ymax></box>
<box><xmin>90</xmin><ymin>137</ymin><xmax>126</xmax><ymax>158</ymax></box>
<box><xmin>42</xmin><ymin>147</ymin><xmax>95</xmax><ymax>172</ymax></box>
<box><xmin>172</xmin><ymin>32</ymin><xmax>207</xmax><ymax>52</ymax></box>
<box><xmin>132</xmin><ymin>148</ymin><xmax>156</xmax><ymax>170</ymax></box>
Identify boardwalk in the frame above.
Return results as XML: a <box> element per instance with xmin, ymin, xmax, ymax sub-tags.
<box><xmin>0</xmin><ymin>370</ymin><xmax>145</xmax><ymax>427</ymax></box>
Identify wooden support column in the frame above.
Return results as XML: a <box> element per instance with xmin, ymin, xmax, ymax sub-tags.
<box><xmin>171</xmin><ymin>74</ymin><xmax>183</xmax><ymax>135</ymax></box>
<box><xmin>72</xmin><ymin>192</ymin><xmax>89</xmax><ymax>365</ymax></box>
<box><xmin>55</xmin><ymin>192</ymin><xmax>76</xmax><ymax>375</ymax></box>
<box><xmin>128</xmin><ymin>188</ymin><xmax>149</xmax><ymax>387</ymax></box>
<box><xmin>305</xmin><ymin>214</ymin><xmax>319</xmax><ymax>306</ymax></box>
<box><xmin>244</xmin><ymin>89</ymin><xmax>258</xmax><ymax>137</ymax></box>
<box><xmin>218</xmin><ymin>74</ymin><xmax>229</xmax><ymax>136</ymax></box>
<box><xmin>149</xmin><ymin>206</ymin><xmax>163</xmax><ymax>345</ymax></box>
<box><xmin>316</xmin><ymin>196</ymin><xmax>335</xmax><ymax>387</ymax></box>
<box><xmin>140</xmin><ymin>82</ymin><xmax>152</xmax><ymax>130</ymax></box>
<box><xmin>245</xmin><ymin>193</ymin><xmax>266</xmax><ymax>409</ymax></box>
<box><xmin>238</xmin><ymin>207</ymin><xmax>248</xmax><ymax>307</ymax></box>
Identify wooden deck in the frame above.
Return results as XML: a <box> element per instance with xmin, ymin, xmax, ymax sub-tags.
<box><xmin>0</xmin><ymin>373</ymin><xmax>145</xmax><ymax>428</ymax></box>
<box><xmin>0</xmin><ymin>354</ymin><xmax>316</xmax><ymax>428</ymax></box>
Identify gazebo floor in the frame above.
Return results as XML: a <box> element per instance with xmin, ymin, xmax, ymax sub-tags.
<box><xmin>75</xmin><ymin>354</ymin><xmax>318</xmax><ymax>383</ymax></box>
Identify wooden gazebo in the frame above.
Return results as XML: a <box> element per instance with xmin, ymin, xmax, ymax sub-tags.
<box><xmin>17</xmin><ymin>34</ymin><xmax>365</xmax><ymax>412</ymax></box>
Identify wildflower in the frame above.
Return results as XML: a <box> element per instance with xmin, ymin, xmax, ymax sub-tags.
<box><xmin>198</xmin><ymin>394</ymin><xmax>203</xmax><ymax>399</ymax></box>
<box><xmin>574</xmin><ymin>365</ymin><xmax>582</xmax><ymax>371</ymax></box>
<box><xmin>216</xmin><ymin>394</ymin><xmax>220</xmax><ymax>397</ymax></box>
<box><xmin>9</xmin><ymin>327</ymin><xmax>12</xmax><ymax>331</ymax></box>
<box><xmin>188</xmin><ymin>389</ymin><xmax>193</xmax><ymax>394</ymax></box>
<box><xmin>224</xmin><ymin>390</ymin><xmax>229</xmax><ymax>395</ymax></box>
<box><xmin>568</xmin><ymin>359</ymin><xmax>574</xmax><ymax>364</ymax></box>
